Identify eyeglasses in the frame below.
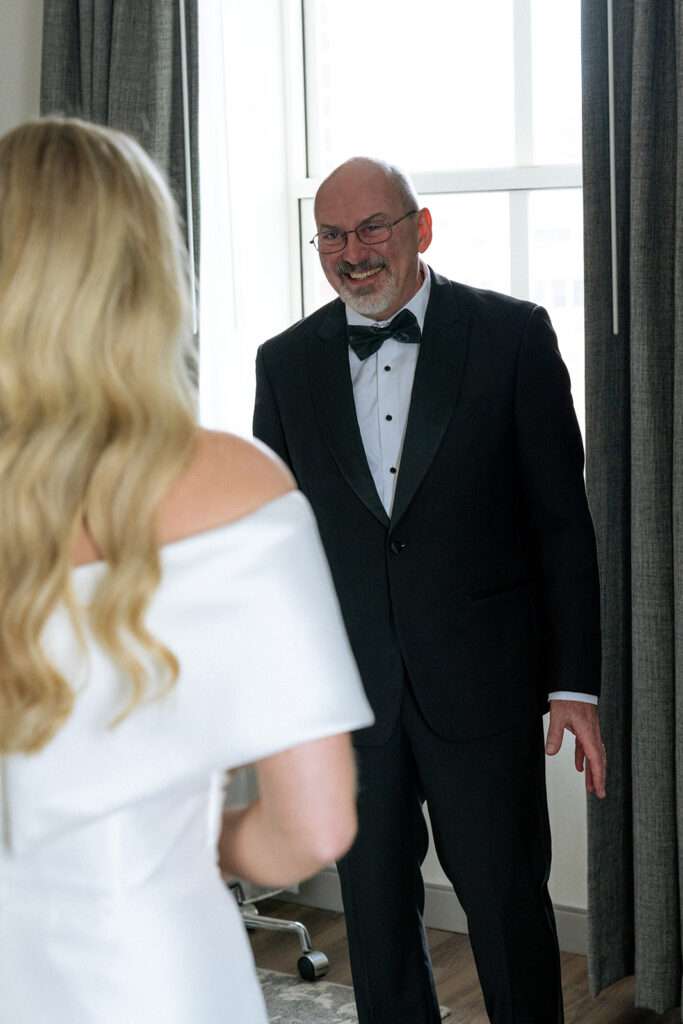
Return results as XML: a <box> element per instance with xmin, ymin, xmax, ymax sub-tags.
<box><xmin>310</xmin><ymin>210</ymin><xmax>418</xmax><ymax>254</ymax></box>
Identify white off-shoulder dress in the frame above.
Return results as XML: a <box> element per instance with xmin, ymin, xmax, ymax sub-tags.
<box><xmin>0</xmin><ymin>492</ymin><xmax>373</xmax><ymax>1024</ymax></box>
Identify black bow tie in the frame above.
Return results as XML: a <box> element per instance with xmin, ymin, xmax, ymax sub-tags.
<box><xmin>346</xmin><ymin>309</ymin><xmax>421</xmax><ymax>361</ymax></box>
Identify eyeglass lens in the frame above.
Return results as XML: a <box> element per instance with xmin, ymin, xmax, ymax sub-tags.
<box><xmin>316</xmin><ymin>222</ymin><xmax>392</xmax><ymax>253</ymax></box>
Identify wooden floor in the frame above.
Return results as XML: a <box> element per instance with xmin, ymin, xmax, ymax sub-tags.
<box><xmin>249</xmin><ymin>898</ymin><xmax>680</xmax><ymax>1024</ymax></box>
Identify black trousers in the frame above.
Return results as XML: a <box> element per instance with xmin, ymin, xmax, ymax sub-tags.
<box><xmin>337</xmin><ymin>683</ymin><xmax>563</xmax><ymax>1024</ymax></box>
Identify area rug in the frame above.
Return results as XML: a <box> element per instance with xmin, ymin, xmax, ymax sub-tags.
<box><xmin>257</xmin><ymin>969</ymin><xmax>450</xmax><ymax>1022</ymax></box>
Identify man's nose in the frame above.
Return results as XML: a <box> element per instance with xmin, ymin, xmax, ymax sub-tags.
<box><xmin>344</xmin><ymin>230</ymin><xmax>371</xmax><ymax>263</ymax></box>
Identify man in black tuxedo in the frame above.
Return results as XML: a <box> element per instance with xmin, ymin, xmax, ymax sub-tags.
<box><xmin>253</xmin><ymin>157</ymin><xmax>606</xmax><ymax>1024</ymax></box>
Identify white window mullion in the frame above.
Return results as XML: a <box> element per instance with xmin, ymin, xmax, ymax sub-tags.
<box><xmin>411</xmin><ymin>165</ymin><xmax>581</xmax><ymax>197</ymax></box>
<box><xmin>513</xmin><ymin>0</ymin><xmax>534</xmax><ymax>166</ymax></box>
<box><xmin>509</xmin><ymin>190</ymin><xmax>530</xmax><ymax>300</ymax></box>
<box><xmin>281</xmin><ymin>0</ymin><xmax>309</xmax><ymax>321</ymax></box>
<box><xmin>299</xmin><ymin>0</ymin><xmax>326</xmax><ymax>177</ymax></box>
<box><xmin>295</xmin><ymin>165</ymin><xmax>582</xmax><ymax>205</ymax></box>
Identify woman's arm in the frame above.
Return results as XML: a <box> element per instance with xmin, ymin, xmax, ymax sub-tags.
<box><xmin>218</xmin><ymin>732</ymin><xmax>357</xmax><ymax>889</ymax></box>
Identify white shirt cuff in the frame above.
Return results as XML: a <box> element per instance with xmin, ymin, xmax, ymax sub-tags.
<box><xmin>548</xmin><ymin>691</ymin><xmax>598</xmax><ymax>704</ymax></box>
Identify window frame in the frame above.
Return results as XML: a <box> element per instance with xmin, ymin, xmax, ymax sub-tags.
<box><xmin>280</xmin><ymin>0</ymin><xmax>583</xmax><ymax>320</ymax></box>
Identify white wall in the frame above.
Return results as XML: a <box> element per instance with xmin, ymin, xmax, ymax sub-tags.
<box><xmin>0</xmin><ymin>0</ymin><xmax>43</xmax><ymax>134</ymax></box>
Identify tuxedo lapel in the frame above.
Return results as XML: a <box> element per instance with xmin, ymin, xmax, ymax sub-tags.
<box><xmin>390</xmin><ymin>271</ymin><xmax>469</xmax><ymax>526</ymax></box>
<box><xmin>307</xmin><ymin>300</ymin><xmax>390</xmax><ymax>527</ymax></box>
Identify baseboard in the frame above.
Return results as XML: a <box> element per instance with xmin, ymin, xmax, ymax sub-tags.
<box><xmin>549</xmin><ymin>903</ymin><xmax>588</xmax><ymax>955</ymax></box>
<box><xmin>280</xmin><ymin>869</ymin><xmax>587</xmax><ymax>956</ymax></box>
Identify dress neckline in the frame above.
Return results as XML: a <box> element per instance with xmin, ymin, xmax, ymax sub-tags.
<box><xmin>71</xmin><ymin>490</ymin><xmax>302</xmax><ymax>574</ymax></box>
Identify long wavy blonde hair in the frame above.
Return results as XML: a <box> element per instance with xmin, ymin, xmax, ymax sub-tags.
<box><xmin>0</xmin><ymin>118</ymin><xmax>197</xmax><ymax>754</ymax></box>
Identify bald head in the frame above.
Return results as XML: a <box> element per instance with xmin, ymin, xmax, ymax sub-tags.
<box><xmin>314</xmin><ymin>157</ymin><xmax>419</xmax><ymax>223</ymax></box>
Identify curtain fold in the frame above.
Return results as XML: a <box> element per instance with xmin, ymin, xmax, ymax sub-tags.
<box><xmin>583</xmin><ymin>0</ymin><xmax>683</xmax><ymax>1014</ymax></box>
<box><xmin>40</xmin><ymin>0</ymin><xmax>199</xmax><ymax>276</ymax></box>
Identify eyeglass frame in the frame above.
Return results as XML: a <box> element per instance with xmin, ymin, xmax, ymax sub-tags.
<box><xmin>309</xmin><ymin>209</ymin><xmax>419</xmax><ymax>254</ymax></box>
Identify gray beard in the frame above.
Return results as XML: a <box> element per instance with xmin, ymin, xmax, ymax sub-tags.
<box><xmin>336</xmin><ymin>266</ymin><xmax>399</xmax><ymax>318</ymax></box>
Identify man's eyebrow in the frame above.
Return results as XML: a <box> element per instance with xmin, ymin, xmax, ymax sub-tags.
<box><xmin>318</xmin><ymin>212</ymin><xmax>388</xmax><ymax>230</ymax></box>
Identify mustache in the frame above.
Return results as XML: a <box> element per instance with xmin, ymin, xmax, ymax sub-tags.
<box><xmin>336</xmin><ymin>256</ymin><xmax>388</xmax><ymax>276</ymax></box>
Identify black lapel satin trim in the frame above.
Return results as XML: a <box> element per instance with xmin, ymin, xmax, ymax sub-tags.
<box><xmin>307</xmin><ymin>299</ymin><xmax>390</xmax><ymax>527</ymax></box>
<box><xmin>390</xmin><ymin>270</ymin><xmax>470</xmax><ymax>527</ymax></box>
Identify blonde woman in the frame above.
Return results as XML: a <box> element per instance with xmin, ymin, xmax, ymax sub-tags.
<box><xmin>0</xmin><ymin>119</ymin><xmax>372</xmax><ymax>1024</ymax></box>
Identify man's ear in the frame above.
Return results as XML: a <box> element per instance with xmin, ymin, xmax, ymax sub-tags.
<box><xmin>417</xmin><ymin>208</ymin><xmax>433</xmax><ymax>254</ymax></box>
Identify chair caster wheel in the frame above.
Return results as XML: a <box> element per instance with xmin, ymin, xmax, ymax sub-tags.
<box><xmin>297</xmin><ymin>950</ymin><xmax>329</xmax><ymax>981</ymax></box>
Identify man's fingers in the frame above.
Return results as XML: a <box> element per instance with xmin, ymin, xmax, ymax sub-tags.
<box><xmin>580</xmin><ymin>737</ymin><xmax>606</xmax><ymax>798</ymax></box>
<box><xmin>589</xmin><ymin>742</ymin><xmax>607</xmax><ymax>799</ymax></box>
<box><xmin>545</xmin><ymin>721</ymin><xmax>564</xmax><ymax>756</ymax></box>
<box><xmin>574</xmin><ymin>737</ymin><xmax>585</xmax><ymax>774</ymax></box>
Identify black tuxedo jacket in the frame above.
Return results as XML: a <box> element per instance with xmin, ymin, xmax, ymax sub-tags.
<box><xmin>254</xmin><ymin>268</ymin><xmax>601</xmax><ymax>745</ymax></box>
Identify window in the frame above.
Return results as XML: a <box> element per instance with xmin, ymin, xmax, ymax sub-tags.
<box><xmin>298</xmin><ymin>0</ymin><xmax>584</xmax><ymax>427</ymax></box>
<box><xmin>199</xmin><ymin>0</ymin><xmax>584</xmax><ymax>433</ymax></box>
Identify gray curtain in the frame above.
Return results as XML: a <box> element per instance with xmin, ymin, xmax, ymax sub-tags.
<box><xmin>40</xmin><ymin>0</ymin><xmax>199</xmax><ymax>275</ymax></box>
<box><xmin>582</xmin><ymin>0</ymin><xmax>683</xmax><ymax>1015</ymax></box>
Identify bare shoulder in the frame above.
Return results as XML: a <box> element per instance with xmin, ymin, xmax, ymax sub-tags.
<box><xmin>158</xmin><ymin>428</ymin><xmax>296</xmax><ymax>545</ymax></box>
<box><xmin>198</xmin><ymin>429</ymin><xmax>294</xmax><ymax>498</ymax></box>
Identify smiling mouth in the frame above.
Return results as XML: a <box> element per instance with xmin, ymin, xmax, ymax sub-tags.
<box><xmin>347</xmin><ymin>266</ymin><xmax>383</xmax><ymax>281</ymax></box>
<box><xmin>337</xmin><ymin>260</ymin><xmax>386</xmax><ymax>284</ymax></box>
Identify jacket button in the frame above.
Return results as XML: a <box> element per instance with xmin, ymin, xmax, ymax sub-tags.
<box><xmin>390</xmin><ymin>539</ymin><xmax>406</xmax><ymax>554</ymax></box>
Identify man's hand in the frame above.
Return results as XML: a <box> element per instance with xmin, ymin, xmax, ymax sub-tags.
<box><xmin>546</xmin><ymin>700</ymin><xmax>606</xmax><ymax>799</ymax></box>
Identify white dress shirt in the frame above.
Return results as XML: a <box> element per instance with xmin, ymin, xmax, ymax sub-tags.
<box><xmin>344</xmin><ymin>262</ymin><xmax>595</xmax><ymax>707</ymax></box>
<box><xmin>347</xmin><ymin>270</ymin><xmax>430</xmax><ymax>514</ymax></box>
